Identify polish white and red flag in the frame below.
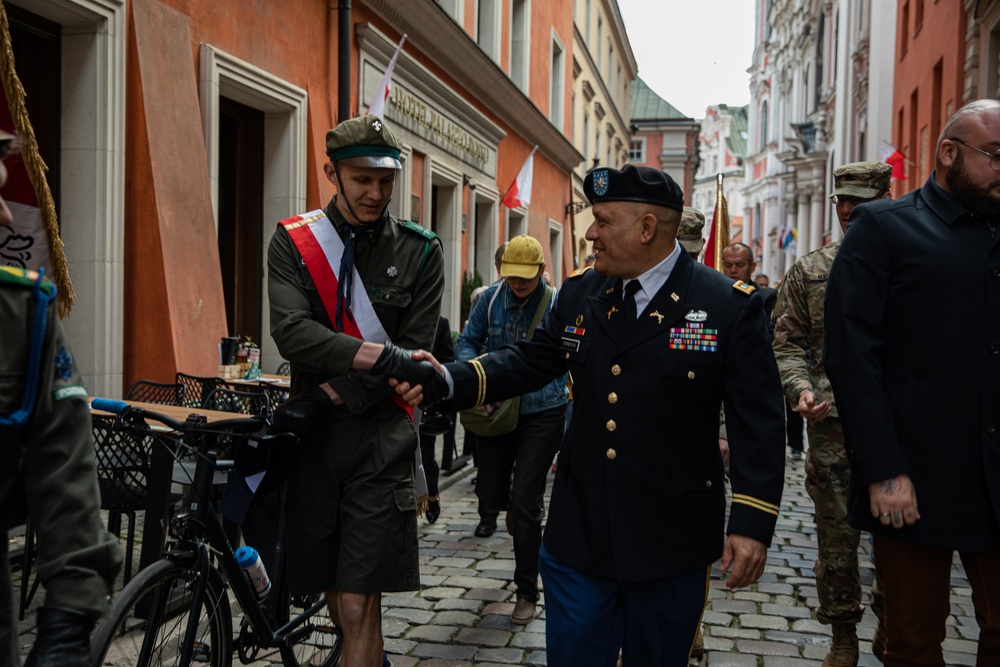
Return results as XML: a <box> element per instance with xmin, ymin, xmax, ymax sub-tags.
<box><xmin>879</xmin><ymin>142</ymin><xmax>907</xmax><ymax>180</ymax></box>
<box><xmin>368</xmin><ymin>34</ymin><xmax>407</xmax><ymax>119</ymax></box>
<box><xmin>502</xmin><ymin>145</ymin><xmax>538</xmax><ymax>209</ymax></box>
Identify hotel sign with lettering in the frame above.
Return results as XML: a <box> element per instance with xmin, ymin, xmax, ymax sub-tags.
<box><xmin>382</xmin><ymin>81</ymin><xmax>497</xmax><ymax>178</ymax></box>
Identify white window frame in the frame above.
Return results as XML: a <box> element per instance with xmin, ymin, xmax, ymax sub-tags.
<box><xmin>509</xmin><ymin>0</ymin><xmax>531</xmax><ymax>92</ymax></box>
<box><xmin>629</xmin><ymin>137</ymin><xmax>646</xmax><ymax>162</ymax></box>
<box><xmin>199</xmin><ymin>43</ymin><xmax>308</xmax><ymax>375</ymax></box>
<box><xmin>476</xmin><ymin>0</ymin><xmax>502</xmax><ymax>63</ymax></box>
<box><xmin>549</xmin><ymin>30</ymin><xmax>566</xmax><ymax>131</ymax></box>
<box><xmin>547</xmin><ymin>219</ymin><xmax>563</xmax><ymax>282</ymax></box>
<box><xmin>10</xmin><ymin>0</ymin><xmax>127</xmax><ymax>397</ymax></box>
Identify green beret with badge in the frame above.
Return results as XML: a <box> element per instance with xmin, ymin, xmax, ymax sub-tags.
<box><xmin>326</xmin><ymin>115</ymin><xmax>403</xmax><ymax>169</ymax></box>
<box><xmin>831</xmin><ymin>161</ymin><xmax>892</xmax><ymax>199</ymax></box>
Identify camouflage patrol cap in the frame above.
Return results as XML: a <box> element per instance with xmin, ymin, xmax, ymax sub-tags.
<box><xmin>831</xmin><ymin>161</ymin><xmax>892</xmax><ymax>199</ymax></box>
<box><xmin>678</xmin><ymin>206</ymin><xmax>706</xmax><ymax>254</ymax></box>
<box><xmin>326</xmin><ymin>115</ymin><xmax>403</xmax><ymax>169</ymax></box>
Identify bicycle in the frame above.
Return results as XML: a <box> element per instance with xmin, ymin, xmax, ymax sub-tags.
<box><xmin>89</xmin><ymin>398</ymin><xmax>342</xmax><ymax>667</ymax></box>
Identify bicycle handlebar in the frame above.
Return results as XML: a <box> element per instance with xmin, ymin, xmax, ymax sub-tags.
<box><xmin>91</xmin><ymin>397</ymin><xmax>267</xmax><ymax>435</ymax></box>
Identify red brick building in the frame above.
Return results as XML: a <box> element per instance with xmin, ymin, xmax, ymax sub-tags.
<box><xmin>892</xmin><ymin>0</ymin><xmax>966</xmax><ymax>195</ymax></box>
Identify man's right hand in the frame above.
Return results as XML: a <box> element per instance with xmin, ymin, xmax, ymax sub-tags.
<box><xmin>796</xmin><ymin>389</ymin><xmax>833</xmax><ymax>422</ymax></box>
<box><xmin>272</xmin><ymin>385</ymin><xmax>333</xmax><ymax>440</ymax></box>
<box><xmin>371</xmin><ymin>342</ymin><xmax>448</xmax><ymax>407</ymax></box>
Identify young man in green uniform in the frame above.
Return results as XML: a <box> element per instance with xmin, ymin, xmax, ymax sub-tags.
<box><xmin>0</xmin><ymin>132</ymin><xmax>122</xmax><ymax>666</ymax></box>
<box><xmin>267</xmin><ymin>115</ymin><xmax>444</xmax><ymax>666</ymax></box>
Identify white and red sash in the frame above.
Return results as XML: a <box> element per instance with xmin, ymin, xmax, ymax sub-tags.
<box><xmin>280</xmin><ymin>209</ymin><xmax>412</xmax><ymax>420</ymax></box>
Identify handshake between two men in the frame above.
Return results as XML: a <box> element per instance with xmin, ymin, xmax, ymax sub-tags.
<box><xmin>272</xmin><ymin>342</ymin><xmax>445</xmax><ymax>439</ymax></box>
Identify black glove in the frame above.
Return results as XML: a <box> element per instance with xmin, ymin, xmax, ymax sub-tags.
<box><xmin>24</xmin><ymin>607</ymin><xmax>95</xmax><ymax>667</ymax></box>
<box><xmin>370</xmin><ymin>342</ymin><xmax>449</xmax><ymax>408</ymax></box>
<box><xmin>272</xmin><ymin>385</ymin><xmax>332</xmax><ymax>440</ymax></box>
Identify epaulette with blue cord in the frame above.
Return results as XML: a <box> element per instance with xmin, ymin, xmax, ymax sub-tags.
<box><xmin>0</xmin><ymin>267</ymin><xmax>57</xmax><ymax>429</ymax></box>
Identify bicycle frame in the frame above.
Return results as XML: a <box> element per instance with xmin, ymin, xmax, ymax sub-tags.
<box><xmin>91</xmin><ymin>399</ymin><xmax>333</xmax><ymax>667</ymax></box>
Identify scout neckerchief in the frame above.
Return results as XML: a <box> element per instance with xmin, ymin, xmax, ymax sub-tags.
<box><xmin>278</xmin><ymin>209</ymin><xmax>413</xmax><ymax>420</ymax></box>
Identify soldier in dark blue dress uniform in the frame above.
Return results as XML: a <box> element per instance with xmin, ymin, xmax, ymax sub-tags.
<box><xmin>386</xmin><ymin>164</ymin><xmax>786</xmax><ymax>666</ymax></box>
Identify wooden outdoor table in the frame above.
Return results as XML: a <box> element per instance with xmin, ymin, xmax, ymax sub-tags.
<box><xmin>90</xmin><ymin>398</ymin><xmax>250</xmax><ymax>570</ymax></box>
<box><xmin>226</xmin><ymin>375</ymin><xmax>291</xmax><ymax>389</ymax></box>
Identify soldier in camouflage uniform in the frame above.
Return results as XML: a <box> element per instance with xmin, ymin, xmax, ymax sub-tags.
<box><xmin>772</xmin><ymin>161</ymin><xmax>891</xmax><ymax>667</ymax></box>
<box><xmin>0</xmin><ymin>131</ymin><xmax>122</xmax><ymax>666</ymax></box>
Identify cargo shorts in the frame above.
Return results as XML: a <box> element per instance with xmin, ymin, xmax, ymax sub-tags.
<box><xmin>284</xmin><ymin>401</ymin><xmax>420</xmax><ymax>596</ymax></box>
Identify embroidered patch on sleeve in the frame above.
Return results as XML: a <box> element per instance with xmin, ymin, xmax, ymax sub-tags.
<box><xmin>54</xmin><ymin>385</ymin><xmax>88</xmax><ymax>401</ymax></box>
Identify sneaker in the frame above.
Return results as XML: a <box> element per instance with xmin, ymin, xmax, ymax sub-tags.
<box><xmin>511</xmin><ymin>597</ymin><xmax>537</xmax><ymax>624</ymax></box>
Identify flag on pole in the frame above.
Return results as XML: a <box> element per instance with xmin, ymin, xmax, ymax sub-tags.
<box><xmin>368</xmin><ymin>34</ymin><xmax>407</xmax><ymax>119</ymax></box>
<box><xmin>702</xmin><ymin>173</ymin><xmax>731</xmax><ymax>271</ymax></box>
<box><xmin>879</xmin><ymin>141</ymin><xmax>906</xmax><ymax>181</ymax></box>
<box><xmin>502</xmin><ymin>145</ymin><xmax>538</xmax><ymax>209</ymax></box>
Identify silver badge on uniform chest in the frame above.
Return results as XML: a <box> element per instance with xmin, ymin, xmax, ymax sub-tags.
<box><xmin>685</xmin><ymin>309</ymin><xmax>708</xmax><ymax>322</ymax></box>
<box><xmin>387</xmin><ymin>266</ymin><xmax>398</xmax><ymax>277</ymax></box>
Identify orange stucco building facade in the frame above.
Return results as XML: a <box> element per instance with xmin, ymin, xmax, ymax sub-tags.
<box><xmin>5</xmin><ymin>0</ymin><xmax>581</xmax><ymax>393</ymax></box>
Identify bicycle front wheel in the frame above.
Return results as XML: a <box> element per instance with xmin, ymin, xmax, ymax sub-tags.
<box><xmin>91</xmin><ymin>558</ymin><xmax>233</xmax><ymax>667</ymax></box>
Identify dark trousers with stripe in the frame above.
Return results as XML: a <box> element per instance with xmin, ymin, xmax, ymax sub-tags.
<box><xmin>538</xmin><ymin>544</ymin><xmax>708</xmax><ymax>667</ymax></box>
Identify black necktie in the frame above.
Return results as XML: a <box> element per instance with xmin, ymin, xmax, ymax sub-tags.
<box><xmin>622</xmin><ymin>280</ymin><xmax>640</xmax><ymax>329</ymax></box>
<box><xmin>336</xmin><ymin>228</ymin><xmax>355</xmax><ymax>332</ymax></box>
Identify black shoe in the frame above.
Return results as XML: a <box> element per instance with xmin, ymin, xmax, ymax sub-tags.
<box><xmin>24</xmin><ymin>607</ymin><xmax>96</xmax><ymax>667</ymax></box>
<box><xmin>426</xmin><ymin>499</ymin><xmax>441</xmax><ymax>524</ymax></box>
<box><xmin>475</xmin><ymin>517</ymin><xmax>497</xmax><ymax>537</ymax></box>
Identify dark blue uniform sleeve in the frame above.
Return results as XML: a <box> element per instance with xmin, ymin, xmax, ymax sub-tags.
<box><xmin>721</xmin><ymin>291</ymin><xmax>787</xmax><ymax>545</ymax></box>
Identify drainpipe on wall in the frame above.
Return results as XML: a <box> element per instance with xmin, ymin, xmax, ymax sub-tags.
<box><xmin>339</xmin><ymin>0</ymin><xmax>351</xmax><ymax>122</ymax></box>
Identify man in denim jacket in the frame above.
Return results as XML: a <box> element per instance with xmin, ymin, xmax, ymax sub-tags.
<box><xmin>456</xmin><ymin>234</ymin><xmax>568</xmax><ymax>625</ymax></box>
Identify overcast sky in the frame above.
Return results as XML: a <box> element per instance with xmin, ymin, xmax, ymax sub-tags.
<box><xmin>616</xmin><ymin>0</ymin><xmax>756</xmax><ymax>119</ymax></box>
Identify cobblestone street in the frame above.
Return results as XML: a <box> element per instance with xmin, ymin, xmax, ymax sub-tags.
<box><xmin>11</xmin><ymin>448</ymin><xmax>981</xmax><ymax>665</ymax></box>
<box><xmin>382</xmin><ymin>449</ymin><xmax>980</xmax><ymax>667</ymax></box>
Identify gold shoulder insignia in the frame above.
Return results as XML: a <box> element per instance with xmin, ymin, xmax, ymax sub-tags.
<box><xmin>732</xmin><ymin>280</ymin><xmax>756</xmax><ymax>295</ymax></box>
<box><xmin>568</xmin><ymin>266</ymin><xmax>594</xmax><ymax>279</ymax></box>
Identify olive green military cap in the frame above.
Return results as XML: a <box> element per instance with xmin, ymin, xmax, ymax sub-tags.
<box><xmin>831</xmin><ymin>161</ymin><xmax>892</xmax><ymax>199</ymax></box>
<box><xmin>678</xmin><ymin>206</ymin><xmax>706</xmax><ymax>254</ymax></box>
<box><xmin>326</xmin><ymin>115</ymin><xmax>403</xmax><ymax>169</ymax></box>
